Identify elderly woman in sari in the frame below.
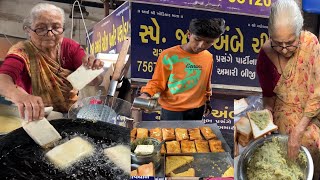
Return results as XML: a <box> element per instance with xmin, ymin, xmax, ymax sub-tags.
<box><xmin>0</xmin><ymin>3</ymin><xmax>103</xmax><ymax>121</ymax></box>
<box><xmin>257</xmin><ymin>0</ymin><xmax>320</xmax><ymax>178</ymax></box>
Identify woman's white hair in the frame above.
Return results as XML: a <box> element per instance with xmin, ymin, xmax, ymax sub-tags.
<box><xmin>23</xmin><ymin>3</ymin><xmax>65</xmax><ymax>28</ymax></box>
<box><xmin>268</xmin><ymin>0</ymin><xmax>303</xmax><ymax>37</ymax></box>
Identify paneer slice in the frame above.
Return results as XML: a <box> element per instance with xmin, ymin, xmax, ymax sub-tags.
<box><xmin>45</xmin><ymin>136</ymin><xmax>94</xmax><ymax>169</ymax></box>
<box><xmin>134</xmin><ymin>145</ymin><xmax>154</xmax><ymax>155</ymax></box>
<box><xmin>67</xmin><ymin>65</ymin><xmax>104</xmax><ymax>90</ymax></box>
<box><xmin>104</xmin><ymin>145</ymin><xmax>131</xmax><ymax>174</ymax></box>
<box><xmin>22</xmin><ymin>118</ymin><xmax>61</xmax><ymax>148</ymax></box>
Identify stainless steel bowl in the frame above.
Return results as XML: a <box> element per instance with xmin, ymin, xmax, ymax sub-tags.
<box><xmin>131</xmin><ymin>137</ymin><xmax>163</xmax><ymax>169</ymax></box>
<box><xmin>237</xmin><ymin>134</ymin><xmax>314</xmax><ymax>180</ymax></box>
<box><xmin>68</xmin><ymin>95</ymin><xmax>133</xmax><ymax>127</ymax></box>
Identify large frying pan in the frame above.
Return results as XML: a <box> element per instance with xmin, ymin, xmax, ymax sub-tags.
<box><xmin>0</xmin><ymin>118</ymin><xmax>130</xmax><ymax>180</ymax></box>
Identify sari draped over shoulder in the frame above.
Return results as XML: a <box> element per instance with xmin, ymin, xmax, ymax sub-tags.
<box><xmin>6</xmin><ymin>40</ymin><xmax>78</xmax><ymax>112</ymax></box>
<box><xmin>272</xmin><ymin>32</ymin><xmax>320</xmax><ymax>164</ymax></box>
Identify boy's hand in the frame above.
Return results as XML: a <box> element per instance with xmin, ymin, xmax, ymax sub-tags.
<box><xmin>203</xmin><ymin>101</ymin><xmax>212</xmax><ymax>117</ymax></box>
<box><xmin>131</xmin><ymin>93</ymin><xmax>152</xmax><ymax>111</ymax></box>
<box><xmin>139</xmin><ymin>93</ymin><xmax>151</xmax><ymax>99</ymax></box>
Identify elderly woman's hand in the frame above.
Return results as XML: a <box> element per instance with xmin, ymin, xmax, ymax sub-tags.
<box><xmin>82</xmin><ymin>55</ymin><xmax>104</xmax><ymax>70</ymax></box>
<box><xmin>11</xmin><ymin>92</ymin><xmax>45</xmax><ymax>121</ymax></box>
<box><xmin>288</xmin><ymin>126</ymin><xmax>304</xmax><ymax>160</ymax></box>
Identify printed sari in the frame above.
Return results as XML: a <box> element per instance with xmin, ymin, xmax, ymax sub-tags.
<box><xmin>272</xmin><ymin>31</ymin><xmax>320</xmax><ymax>179</ymax></box>
<box><xmin>7</xmin><ymin>40</ymin><xmax>77</xmax><ymax>112</ymax></box>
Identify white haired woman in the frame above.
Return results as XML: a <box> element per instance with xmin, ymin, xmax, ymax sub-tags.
<box><xmin>257</xmin><ymin>0</ymin><xmax>320</xmax><ymax>178</ymax></box>
<box><xmin>0</xmin><ymin>3</ymin><xmax>104</xmax><ymax>121</ymax></box>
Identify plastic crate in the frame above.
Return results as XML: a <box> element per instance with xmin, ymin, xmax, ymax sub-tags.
<box><xmin>303</xmin><ymin>0</ymin><xmax>320</xmax><ymax>14</ymax></box>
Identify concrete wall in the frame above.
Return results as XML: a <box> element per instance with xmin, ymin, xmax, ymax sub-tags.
<box><xmin>0</xmin><ymin>36</ymin><xmax>24</xmax><ymax>61</ymax></box>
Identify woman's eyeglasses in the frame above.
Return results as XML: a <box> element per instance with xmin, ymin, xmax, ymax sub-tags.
<box><xmin>271</xmin><ymin>42</ymin><xmax>300</xmax><ymax>51</ymax></box>
<box><xmin>270</xmin><ymin>37</ymin><xmax>300</xmax><ymax>52</ymax></box>
<box><xmin>29</xmin><ymin>27</ymin><xmax>64</xmax><ymax>36</ymax></box>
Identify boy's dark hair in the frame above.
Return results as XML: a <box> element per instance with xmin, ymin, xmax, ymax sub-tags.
<box><xmin>189</xmin><ymin>18</ymin><xmax>225</xmax><ymax>39</ymax></box>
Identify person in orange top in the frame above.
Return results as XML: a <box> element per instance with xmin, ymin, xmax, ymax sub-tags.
<box><xmin>139</xmin><ymin>18</ymin><xmax>225</xmax><ymax>120</ymax></box>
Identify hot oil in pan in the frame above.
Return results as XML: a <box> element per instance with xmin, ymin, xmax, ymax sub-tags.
<box><xmin>0</xmin><ymin>133</ymin><xmax>129</xmax><ymax>180</ymax></box>
<box><xmin>46</xmin><ymin>133</ymin><xmax>128</xmax><ymax>180</ymax></box>
<box><xmin>0</xmin><ymin>119</ymin><xmax>130</xmax><ymax>180</ymax></box>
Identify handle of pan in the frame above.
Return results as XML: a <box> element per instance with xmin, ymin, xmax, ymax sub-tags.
<box><xmin>107</xmin><ymin>37</ymin><xmax>131</xmax><ymax>97</ymax></box>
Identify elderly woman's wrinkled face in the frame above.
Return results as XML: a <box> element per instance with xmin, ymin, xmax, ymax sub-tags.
<box><xmin>270</xmin><ymin>26</ymin><xmax>300</xmax><ymax>58</ymax></box>
<box><xmin>28</xmin><ymin>11</ymin><xmax>64</xmax><ymax>50</ymax></box>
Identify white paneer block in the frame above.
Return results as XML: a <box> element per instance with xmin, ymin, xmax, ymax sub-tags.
<box><xmin>134</xmin><ymin>145</ymin><xmax>154</xmax><ymax>155</ymax></box>
<box><xmin>45</xmin><ymin>137</ymin><xmax>94</xmax><ymax>169</ymax></box>
<box><xmin>22</xmin><ymin>118</ymin><xmax>61</xmax><ymax>148</ymax></box>
<box><xmin>104</xmin><ymin>145</ymin><xmax>131</xmax><ymax>174</ymax></box>
<box><xmin>67</xmin><ymin>65</ymin><xmax>104</xmax><ymax>90</ymax></box>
